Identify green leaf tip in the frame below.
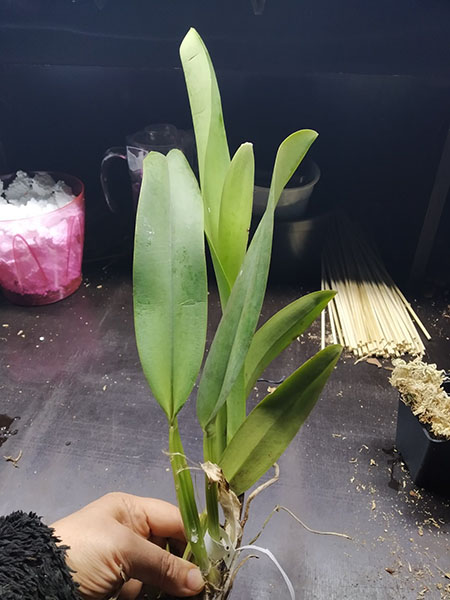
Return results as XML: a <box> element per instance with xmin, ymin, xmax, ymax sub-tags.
<box><xmin>220</xmin><ymin>344</ymin><xmax>342</xmax><ymax>496</ymax></box>
<box><xmin>265</xmin><ymin>129</ymin><xmax>318</xmax><ymax>215</ymax></box>
<box><xmin>217</xmin><ymin>142</ymin><xmax>255</xmax><ymax>286</ymax></box>
<box><xmin>244</xmin><ymin>289</ymin><xmax>337</xmax><ymax>395</ymax></box>
<box><xmin>179</xmin><ymin>25</ymin><xmax>230</xmax><ymax>245</ymax></box>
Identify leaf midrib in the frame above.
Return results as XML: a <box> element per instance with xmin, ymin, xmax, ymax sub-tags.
<box><xmin>205</xmin><ymin>215</ymin><xmax>272</xmax><ymax>426</ymax></box>
<box><xmin>222</xmin><ymin>380</ymin><xmax>311</xmax><ymax>478</ymax></box>
<box><xmin>169</xmin><ymin>171</ymin><xmax>175</xmax><ymax>422</ymax></box>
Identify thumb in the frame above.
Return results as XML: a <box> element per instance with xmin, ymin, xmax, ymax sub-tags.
<box><xmin>123</xmin><ymin>530</ymin><xmax>205</xmax><ymax>597</ymax></box>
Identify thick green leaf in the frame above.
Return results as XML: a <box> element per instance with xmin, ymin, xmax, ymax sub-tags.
<box><xmin>133</xmin><ymin>149</ymin><xmax>207</xmax><ymax>422</ymax></box>
<box><xmin>180</xmin><ymin>28</ymin><xmax>230</xmax><ymax>243</ymax></box>
<box><xmin>226</xmin><ymin>368</ymin><xmax>246</xmax><ymax>443</ymax></box>
<box><xmin>196</xmin><ymin>131</ymin><xmax>318</xmax><ymax>431</ymax></box>
<box><xmin>207</xmin><ymin>406</ymin><xmax>227</xmax><ymax>464</ymax></box>
<box><xmin>197</xmin><ymin>207</ymin><xmax>274</xmax><ymax>431</ymax></box>
<box><xmin>268</xmin><ymin>129</ymin><xmax>318</xmax><ymax>212</ymax></box>
<box><xmin>245</xmin><ymin>290</ymin><xmax>336</xmax><ymax>396</ymax></box>
<box><xmin>207</xmin><ymin>235</ymin><xmax>232</xmax><ymax>309</ymax></box>
<box><xmin>217</xmin><ymin>143</ymin><xmax>255</xmax><ymax>286</ymax></box>
<box><xmin>220</xmin><ymin>344</ymin><xmax>342</xmax><ymax>496</ymax></box>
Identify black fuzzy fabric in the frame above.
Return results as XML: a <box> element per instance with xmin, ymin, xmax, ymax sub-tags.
<box><xmin>0</xmin><ymin>511</ymin><xmax>81</xmax><ymax>599</ymax></box>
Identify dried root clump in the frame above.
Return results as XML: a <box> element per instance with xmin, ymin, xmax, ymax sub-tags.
<box><xmin>390</xmin><ymin>358</ymin><xmax>450</xmax><ymax>439</ymax></box>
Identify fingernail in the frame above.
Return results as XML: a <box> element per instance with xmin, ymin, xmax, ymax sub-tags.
<box><xmin>186</xmin><ymin>568</ymin><xmax>204</xmax><ymax>592</ymax></box>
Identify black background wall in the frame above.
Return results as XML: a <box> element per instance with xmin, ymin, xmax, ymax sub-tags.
<box><xmin>0</xmin><ymin>0</ymin><xmax>449</xmax><ymax>277</ymax></box>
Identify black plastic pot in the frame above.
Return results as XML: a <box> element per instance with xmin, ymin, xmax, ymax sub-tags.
<box><xmin>395</xmin><ymin>398</ymin><xmax>450</xmax><ymax>495</ymax></box>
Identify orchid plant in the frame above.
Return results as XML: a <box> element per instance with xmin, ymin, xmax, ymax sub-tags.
<box><xmin>133</xmin><ymin>28</ymin><xmax>342</xmax><ymax>599</ymax></box>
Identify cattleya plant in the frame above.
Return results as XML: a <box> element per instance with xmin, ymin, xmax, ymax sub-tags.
<box><xmin>133</xmin><ymin>28</ymin><xmax>342</xmax><ymax>599</ymax></box>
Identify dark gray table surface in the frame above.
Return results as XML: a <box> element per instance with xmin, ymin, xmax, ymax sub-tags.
<box><xmin>1</xmin><ymin>265</ymin><xmax>449</xmax><ymax>600</ymax></box>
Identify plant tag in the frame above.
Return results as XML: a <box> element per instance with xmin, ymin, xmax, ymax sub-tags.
<box><xmin>204</xmin><ymin>529</ymin><xmax>236</xmax><ymax>568</ymax></box>
<box><xmin>238</xmin><ymin>545</ymin><xmax>295</xmax><ymax>600</ymax></box>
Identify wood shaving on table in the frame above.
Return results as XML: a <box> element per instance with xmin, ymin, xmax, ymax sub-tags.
<box><xmin>390</xmin><ymin>358</ymin><xmax>450</xmax><ymax>439</ymax></box>
<box><xmin>3</xmin><ymin>449</ymin><xmax>22</xmax><ymax>467</ymax></box>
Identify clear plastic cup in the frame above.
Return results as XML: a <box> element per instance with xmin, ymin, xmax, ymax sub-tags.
<box><xmin>101</xmin><ymin>124</ymin><xmax>195</xmax><ymax>214</ymax></box>
<box><xmin>0</xmin><ymin>172</ymin><xmax>85</xmax><ymax>306</ymax></box>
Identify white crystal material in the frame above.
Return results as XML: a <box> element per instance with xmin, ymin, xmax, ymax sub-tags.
<box><xmin>0</xmin><ymin>171</ymin><xmax>74</xmax><ymax>220</ymax></box>
<box><xmin>0</xmin><ymin>171</ymin><xmax>83</xmax><ymax>299</ymax></box>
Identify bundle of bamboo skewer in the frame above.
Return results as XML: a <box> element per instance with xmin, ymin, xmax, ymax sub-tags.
<box><xmin>321</xmin><ymin>216</ymin><xmax>431</xmax><ymax>358</ymax></box>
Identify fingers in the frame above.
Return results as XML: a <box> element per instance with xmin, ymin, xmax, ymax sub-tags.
<box><xmin>100</xmin><ymin>493</ymin><xmax>186</xmax><ymax>543</ymax></box>
<box><xmin>122</xmin><ymin>529</ymin><xmax>205</xmax><ymax>598</ymax></box>
<box><xmin>130</xmin><ymin>496</ymin><xmax>186</xmax><ymax>542</ymax></box>
<box><xmin>118</xmin><ymin>578</ymin><xmax>142</xmax><ymax>600</ymax></box>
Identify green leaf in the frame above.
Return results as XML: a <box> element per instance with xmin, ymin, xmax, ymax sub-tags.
<box><xmin>207</xmin><ymin>235</ymin><xmax>232</xmax><ymax>309</ymax></box>
<box><xmin>180</xmin><ymin>27</ymin><xmax>230</xmax><ymax>243</ymax></box>
<box><xmin>220</xmin><ymin>344</ymin><xmax>342</xmax><ymax>496</ymax></box>
<box><xmin>226</xmin><ymin>368</ymin><xmax>246</xmax><ymax>443</ymax></box>
<box><xmin>196</xmin><ymin>131</ymin><xmax>318</xmax><ymax>432</ymax></box>
<box><xmin>207</xmin><ymin>405</ymin><xmax>227</xmax><ymax>463</ymax></box>
<box><xmin>268</xmin><ymin>129</ymin><xmax>318</xmax><ymax>212</ymax></box>
<box><xmin>196</xmin><ymin>207</ymin><xmax>274</xmax><ymax>431</ymax></box>
<box><xmin>133</xmin><ymin>149</ymin><xmax>207</xmax><ymax>423</ymax></box>
<box><xmin>217</xmin><ymin>143</ymin><xmax>255</xmax><ymax>286</ymax></box>
<box><xmin>245</xmin><ymin>290</ymin><xmax>336</xmax><ymax>396</ymax></box>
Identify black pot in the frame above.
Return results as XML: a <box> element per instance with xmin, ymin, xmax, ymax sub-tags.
<box><xmin>395</xmin><ymin>398</ymin><xmax>450</xmax><ymax>495</ymax></box>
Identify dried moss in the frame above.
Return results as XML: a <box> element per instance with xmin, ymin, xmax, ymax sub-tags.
<box><xmin>390</xmin><ymin>358</ymin><xmax>450</xmax><ymax>440</ymax></box>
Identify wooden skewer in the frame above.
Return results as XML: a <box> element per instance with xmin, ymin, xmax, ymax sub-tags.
<box><xmin>322</xmin><ymin>216</ymin><xmax>430</xmax><ymax>358</ymax></box>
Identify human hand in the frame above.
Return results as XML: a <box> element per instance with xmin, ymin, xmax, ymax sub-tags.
<box><xmin>51</xmin><ymin>492</ymin><xmax>205</xmax><ymax>600</ymax></box>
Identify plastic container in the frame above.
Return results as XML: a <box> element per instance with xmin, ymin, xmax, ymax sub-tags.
<box><xmin>396</xmin><ymin>397</ymin><xmax>450</xmax><ymax>496</ymax></box>
<box><xmin>0</xmin><ymin>172</ymin><xmax>85</xmax><ymax>306</ymax></box>
<box><xmin>253</xmin><ymin>159</ymin><xmax>320</xmax><ymax>221</ymax></box>
<box><xmin>101</xmin><ymin>124</ymin><xmax>194</xmax><ymax>214</ymax></box>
